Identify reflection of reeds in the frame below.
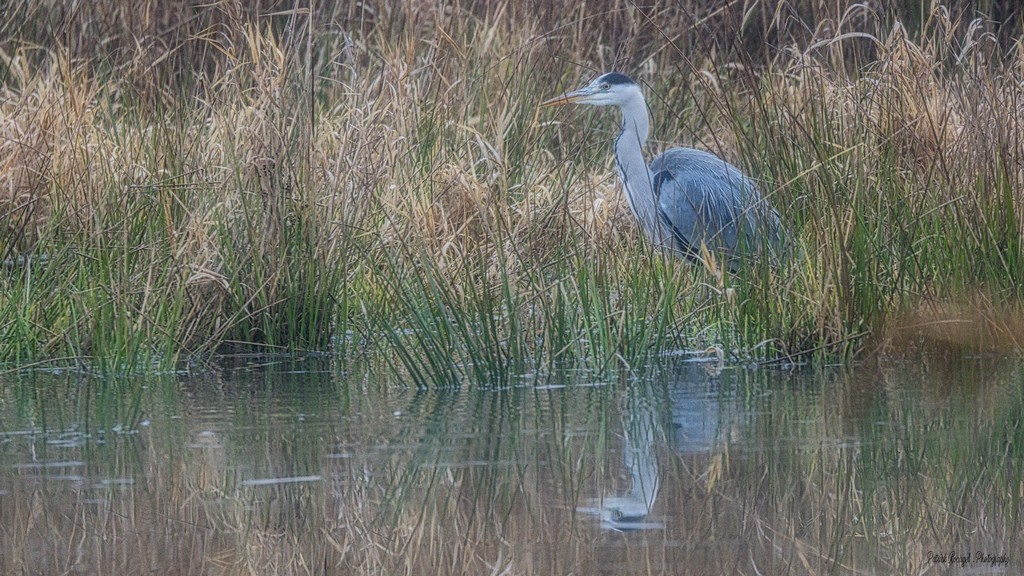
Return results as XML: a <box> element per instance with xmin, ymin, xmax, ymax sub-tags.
<box><xmin>2</xmin><ymin>365</ymin><xmax>1021</xmax><ymax>574</ymax></box>
<box><xmin>1</xmin><ymin>1</ymin><xmax>1023</xmax><ymax>371</ymax></box>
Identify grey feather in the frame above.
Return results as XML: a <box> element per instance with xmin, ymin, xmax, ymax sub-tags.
<box><xmin>651</xmin><ymin>148</ymin><xmax>781</xmax><ymax>269</ymax></box>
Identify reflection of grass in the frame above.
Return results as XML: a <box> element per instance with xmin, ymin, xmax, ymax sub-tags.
<box><xmin>2</xmin><ymin>2</ymin><xmax>1023</xmax><ymax>374</ymax></box>
<box><xmin>2</xmin><ymin>362</ymin><xmax>1021</xmax><ymax>574</ymax></box>
<box><xmin>714</xmin><ymin>360</ymin><xmax>1024</xmax><ymax>574</ymax></box>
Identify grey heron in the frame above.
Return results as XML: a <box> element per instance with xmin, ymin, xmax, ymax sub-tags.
<box><xmin>541</xmin><ymin>72</ymin><xmax>782</xmax><ymax>270</ymax></box>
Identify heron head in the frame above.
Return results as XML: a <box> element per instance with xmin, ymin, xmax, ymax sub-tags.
<box><xmin>540</xmin><ymin>72</ymin><xmax>642</xmax><ymax>108</ymax></box>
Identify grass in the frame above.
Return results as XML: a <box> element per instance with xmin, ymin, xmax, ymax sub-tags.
<box><xmin>1</xmin><ymin>1</ymin><xmax>1023</xmax><ymax>378</ymax></box>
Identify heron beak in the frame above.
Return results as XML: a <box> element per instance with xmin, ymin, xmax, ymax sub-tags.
<box><xmin>539</xmin><ymin>87</ymin><xmax>592</xmax><ymax>107</ymax></box>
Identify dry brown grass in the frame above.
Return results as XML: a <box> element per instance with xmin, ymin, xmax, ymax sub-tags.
<box><xmin>0</xmin><ymin>0</ymin><xmax>1022</xmax><ymax>367</ymax></box>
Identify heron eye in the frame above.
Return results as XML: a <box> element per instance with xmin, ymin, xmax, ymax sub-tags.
<box><xmin>600</xmin><ymin>83</ymin><xmax>610</xmax><ymax>90</ymax></box>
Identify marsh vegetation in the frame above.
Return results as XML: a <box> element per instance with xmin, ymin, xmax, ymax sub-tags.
<box><xmin>3</xmin><ymin>4</ymin><xmax>1023</xmax><ymax>573</ymax></box>
<box><xmin>1</xmin><ymin>1</ymin><xmax>1024</xmax><ymax>378</ymax></box>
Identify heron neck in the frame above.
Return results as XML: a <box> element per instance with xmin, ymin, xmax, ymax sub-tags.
<box><xmin>614</xmin><ymin>100</ymin><xmax>662</xmax><ymax>245</ymax></box>
<box><xmin>620</xmin><ymin>97</ymin><xmax>650</xmax><ymax>145</ymax></box>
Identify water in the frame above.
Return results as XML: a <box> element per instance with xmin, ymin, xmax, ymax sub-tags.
<box><xmin>0</xmin><ymin>356</ymin><xmax>1021</xmax><ymax>574</ymax></box>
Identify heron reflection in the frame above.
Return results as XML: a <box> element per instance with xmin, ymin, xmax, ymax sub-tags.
<box><xmin>581</xmin><ymin>359</ymin><xmax>739</xmax><ymax>531</ymax></box>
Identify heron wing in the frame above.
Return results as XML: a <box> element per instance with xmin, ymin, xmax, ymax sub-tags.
<box><xmin>651</xmin><ymin>170</ymin><xmax>702</xmax><ymax>263</ymax></box>
<box><xmin>651</xmin><ymin>148</ymin><xmax>750</xmax><ymax>260</ymax></box>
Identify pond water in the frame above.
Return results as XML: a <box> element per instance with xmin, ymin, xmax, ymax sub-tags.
<box><xmin>0</xmin><ymin>356</ymin><xmax>1021</xmax><ymax>575</ymax></box>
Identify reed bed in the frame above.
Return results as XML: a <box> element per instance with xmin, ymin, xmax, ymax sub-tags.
<box><xmin>1</xmin><ymin>1</ymin><xmax>1023</xmax><ymax>377</ymax></box>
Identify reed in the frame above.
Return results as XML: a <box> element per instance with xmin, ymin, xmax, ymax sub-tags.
<box><xmin>1</xmin><ymin>1</ymin><xmax>1022</xmax><ymax>375</ymax></box>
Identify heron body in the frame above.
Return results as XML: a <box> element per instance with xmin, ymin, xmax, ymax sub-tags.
<box><xmin>541</xmin><ymin>72</ymin><xmax>782</xmax><ymax>270</ymax></box>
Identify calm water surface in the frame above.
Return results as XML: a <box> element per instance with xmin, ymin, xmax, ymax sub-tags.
<box><xmin>0</xmin><ymin>356</ymin><xmax>1021</xmax><ymax>574</ymax></box>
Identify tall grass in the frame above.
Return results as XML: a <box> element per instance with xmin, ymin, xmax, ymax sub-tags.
<box><xmin>1</xmin><ymin>1</ymin><xmax>1023</xmax><ymax>376</ymax></box>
